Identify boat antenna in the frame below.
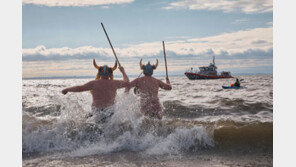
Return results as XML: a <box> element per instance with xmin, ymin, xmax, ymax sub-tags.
<box><xmin>213</xmin><ymin>56</ymin><xmax>215</xmax><ymax>65</ymax></box>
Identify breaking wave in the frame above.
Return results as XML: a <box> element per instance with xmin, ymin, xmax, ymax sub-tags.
<box><xmin>22</xmin><ymin>75</ymin><xmax>273</xmax><ymax>157</ymax></box>
<box><xmin>23</xmin><ymin>94</ymin><xmax>272</xmax><ymax>157</ymax></box>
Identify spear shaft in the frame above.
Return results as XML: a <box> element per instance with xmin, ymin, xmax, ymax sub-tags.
<box><xmin>162</xmin><ymin>41</ymin><xmax>168</xmax><ymax>79</ymax></box>
<box><xmin>101</xmin><ymin>22</ymin><xmax>121</xmax><ymax>67</ymax></box>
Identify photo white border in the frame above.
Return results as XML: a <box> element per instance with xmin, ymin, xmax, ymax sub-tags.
<box><xmin>1</xmin><ymin>0</ymin><xmax>296</xmax><ymax>166</ymax></box>
<box><xmin>274</xmin><ymin>0</ymin><xmax>296</xmax><ymax>166</ymax></box>
<box><xmin>0</xmin><ymin>0</ymin><xmax>22</xmax><ymax>166</ymax></box>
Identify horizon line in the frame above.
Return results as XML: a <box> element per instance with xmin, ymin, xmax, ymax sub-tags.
<box><xmin>23</xmin><ymin>72</ymin><xmax>272</xmax><ymax>80</ymax></box>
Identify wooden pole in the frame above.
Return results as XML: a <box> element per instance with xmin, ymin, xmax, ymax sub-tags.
<box><xmin>162</xmin><ymin>41</ymin><xmax>168</xmax><ymax>79</ymax></box>
<box><xmin>137</xmin><ymin>72</ymin><xmax>143</xmax><ymax>78</ymax></box>
<box><xmin>101</xmin><ymin>22</ymin><xmax>121</xmax><ymax>67</ymax></box>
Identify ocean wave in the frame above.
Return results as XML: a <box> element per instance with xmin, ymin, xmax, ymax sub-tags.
<box><xmin>22</xmin><ymin>106</ymin><xmax>272</xmax><ymax>156</ymax></box>
<box><xmin>213</xmin><ymin>121</ymin><xmax>272</xmax><ymax>151</ymax></box>
<box><xmin>22</xmin><ymin>113</ymin><xmax>214</xmax><ymax>155</ymax></box>
<box><xmin>163</xmin><ymin>100</ymin><xmax>272</xmax><ymax>119</ymax></box>
<box><xmin>23</xmin><ymin>104</ymin><xmax>62</xmax><ymax>117</ymax></box>
<box><xmin>22</xmin><ymin>75</ymin><xmax>273</xmax><ymax>156</ymax></box>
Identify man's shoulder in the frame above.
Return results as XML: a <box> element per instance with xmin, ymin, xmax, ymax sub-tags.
<box><xmin>151</xmin><ymin>77</ymin><xmax>161</xmax><ymax>82</ymax></box>
<box><xmin>86</xmin><ymin>79</ymin><xmax>99</xmax><ymax>86</ymax></box>
<box><xmin>93</xmin><ymin>79</ymin><xmax>118</xmax><ymax>86</ymax></box>
<box><xmin>87</xmin><ymin>79</ymin><xmax>98</xmax><ymax>83</ymax></box>
<box><xmin>140</xmin><ymin>76</ymin><xmax>159</xmax><ymax>83</ymax></box>
<box><xmin>92</xmin><ymin>79</ymin><xmax>101</xmax><ymax>83</ymax></box>
<box><xmin>110</xmin><ymin>79</ymin><xmax>125</xmax><ymax>84</ymax></box>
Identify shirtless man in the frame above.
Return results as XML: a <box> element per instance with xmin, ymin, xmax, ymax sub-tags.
<box><xmin>62</xmin><ymin>59</ymin><xmax>129</xmax><ymax>123</ymax></box>
<box><xmin>126</xmin><ymin>59</ymin><xmax>172</xmax><ymax>119</ymax></box>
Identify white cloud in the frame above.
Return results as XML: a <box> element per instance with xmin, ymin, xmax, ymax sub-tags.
<box><xmin>101</xmin><ymin>6</ymin><xmax>110</xmax><ymax>9</ymax></box>
<box><xmin>164</xmin><ymin>0</ymin><xmax>273</xmax><ymax>14</ymax></box>
<box><xmin>23</xmin><ymin>27</ymin><xmax>272</xmax><ymax>61</ymax></box>
<box><xmin>183</xmin><ymin>27</ymin><xmax>272</xmax><ymax>54</ymax></box>
<box><xmin>22</xmin><ymin>58</ymin><xmax>272</xmax><ymax>78</ymax></box>
<box><xmin>22</xmin><ymin>0</ymin><xmax>134</xmax><ymax>7</ymax></box>
<box><xmin>23</xmin><ymin>45</ymin><xmax>113</xmax><ymax>58</ymax></box>
<box><xmin>231</xmin><ymin>18</ymin><xmax>248</xmax><ymax>24</ymax></box>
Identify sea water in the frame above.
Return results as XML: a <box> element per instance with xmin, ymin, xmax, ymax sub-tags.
<box><xmin>22</xmin><ymin>75</ymin><xmax>273</xmax><ymax>166</ymax></box>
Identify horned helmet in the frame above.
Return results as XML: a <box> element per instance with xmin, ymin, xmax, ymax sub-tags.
<box><xmin>93</xmin><ymin>59</ymin><xmax>117</xmax><ymax>80</ymax></box>
<box><xmin>139</xmin><ymin>59</ymin><xmax>158</xmax><ymax>76</ymax></box>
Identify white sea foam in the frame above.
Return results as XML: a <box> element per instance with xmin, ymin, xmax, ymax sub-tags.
<box><xmin>22</xmin><ymin>75</ymin><xmax>273</xmax><ymax>155</ymax></box>
<box><xmin>23</xmin><ymin>91</ymin><xmax>214</xmax><ymax>155</ymax></box>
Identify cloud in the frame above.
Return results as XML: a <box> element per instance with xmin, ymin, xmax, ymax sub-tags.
<box><xmin>101</xmin><ymin>6</ymin><xmax>110</xmax><ymax>9</ymax></box>
<box><xmin>23</xmin><ymin>27</ymin><xmax>273</xmax><ymax>61</ymax></box>
<box><xmin>231</xmin><ymin>18</ymin><xmax>248</xmax><ymax>24</ymax></box>
<box><xmin>22</xmin><ymin>0</ymin><xmax>134</xmax><ymax>7</ymax></box>
<box><xmin>252</xmin><ymin>40</ymin><xmax>268</xmax><ymax>44</ymax></box>
<box><xmin>164</xmin><ymin>0</ymin><xmax>273</xmax><ymax>14</ymax></box>
<box><xmin>22</xmin><ymin>45</ymin><xmax>114</xmax><ymax>61</ymax></box>
<box><xmin>22</xmin><ymin>57</ymin><xmax>273</xmax><ymax>78</ymax></box>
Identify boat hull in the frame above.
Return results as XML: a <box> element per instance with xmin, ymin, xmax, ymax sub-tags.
<box><xmin>222</xmin><ymin>86</ymin><xmax>246</xmax><ymax>89</ymax></box>
<box><xmin>184</xmin><ymin>72</ymin><xmax>233</xmax><ymax>80</ymax></box>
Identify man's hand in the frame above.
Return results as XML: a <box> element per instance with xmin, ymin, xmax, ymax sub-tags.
<box><xmin>166</xmin><ymin>77</ymin><xmax>170</xmax><ymax>84</ymax></box>
<box><xmin>118</xmin><ymin>66</ymin><xmax>130</xmax><ymax>82</ymax></box>
<box><xmin>62</xmin><ymin>89</ymin><xmax>68</xmax><ymax>95</ymax></box>
<box><xmin>119</xmin><ymin>66</ymin><xmax>125</xmax><ymax>73</ymax></box>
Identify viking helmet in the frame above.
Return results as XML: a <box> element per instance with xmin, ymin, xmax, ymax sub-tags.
<box><xmin>139</xmin><ymin>59</ymin><xmax>158</xmax><ymax>76</ymax></box>
<box><xmin>93</xmin><ymin>59</ymin><xmax>117</xmax><ymax>79</ymax></box>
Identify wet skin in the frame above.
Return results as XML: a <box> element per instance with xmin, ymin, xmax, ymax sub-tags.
<box><xmin>127</xmin><ymin>75</ymin><xmax>172</xmax><ymax>119</ymax></box>
<box><xmin>62</xmin><ymin>67</ymin><xmax>129</xmax><ymax>109</ymax></box>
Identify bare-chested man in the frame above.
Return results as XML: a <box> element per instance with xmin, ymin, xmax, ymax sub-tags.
<box><xmin>126</xmin><ymin>59</ymin><xmax>172</xmax><ymax>119</ymax></box>
<box><xmin>62</xmin><ymin>60</ymin><xmax>129</xmax><ymax>123</ymax></box>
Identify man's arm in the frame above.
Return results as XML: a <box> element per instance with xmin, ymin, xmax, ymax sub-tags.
<box><xmin>114</xmin><ymin>80</ymin><xmax>130</xmax><ymax>89</ymax></box>
<box><xmin>129</xmin><ymin>78</ymin><xmax>139</xmax><ymax>89</ymax></box>
<box><xmin>119</xmin><ymin>66</ymin><xmax>129</xmax><ymax>82</ymax></box>
<box><xmin>113</xmin><ymin>67</ymin><xmax>130</xmax><ymax>89</ymax></box>
<box><xmin>123</xmin><ymin>78</ymin><xmax>139</xmax><ymax>93</ymax></box>
<box><xmin>62</xmin><ymin>80</ymin><xmax>95</xmax><ymax>95</ymax></box>
<box><xmin>158</xmin><ymin>77</ymin><xmax>172</xmax><ymax>90</ymax></box>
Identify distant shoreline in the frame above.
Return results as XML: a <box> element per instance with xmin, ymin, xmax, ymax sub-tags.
<box><xmin>22</xmin><ymin>73</ymin><xmax>272</xmax><ymax>80</ymax></box>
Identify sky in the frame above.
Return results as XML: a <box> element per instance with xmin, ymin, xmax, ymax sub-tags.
<box><xmin>22</xmin><ymin>0</ymin><xmax>273</xmax><ymax>78</ymax></box>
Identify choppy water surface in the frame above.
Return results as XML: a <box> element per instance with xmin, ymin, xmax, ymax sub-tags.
<box><xmin>22</xmin><ymin>75</ymin><xmax>273</xmax><ymax>166</ymax></box>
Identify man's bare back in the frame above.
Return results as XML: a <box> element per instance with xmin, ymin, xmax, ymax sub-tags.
<box><xmin>128</xmin><ymin>76</ymin><xmax>172</xmax><ymax>119</ymax></box>
<box><xmin>62</xmin><ymin>67</ymin><xmax>129</xmax><ymax>109</ymax></box>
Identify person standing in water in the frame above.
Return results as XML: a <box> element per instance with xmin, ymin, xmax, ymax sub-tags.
<box><xmin>62</xmin><ymin>59</ymin><xmax>129</xmax><ymax>123</ymax></box>
<box><xmin>126</xmin><ymin>59</ymin><xmax>172</xmax><ymax>120</ymax></box>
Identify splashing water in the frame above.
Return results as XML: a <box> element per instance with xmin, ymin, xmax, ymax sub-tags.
<box><xmin>23</xmin><ymin>75</ymin><xmax>272</xmax><ymax>159</ymax></box>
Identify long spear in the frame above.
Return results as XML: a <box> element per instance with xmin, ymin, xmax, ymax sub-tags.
<box><xmin>162</xmin><ymin>41</ymin><xmax>169</xmax><ymax>80</ymax></box>
<box><xmin>101</xmin><ymin>22</ymin><xmax>121</xmax><ymax>67</ymax></box>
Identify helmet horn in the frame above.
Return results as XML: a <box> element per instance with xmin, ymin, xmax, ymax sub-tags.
<box><xmin>139</xmin><ymin>59</ymin><xmax>143</xmax><ymax>69</ymax></box>
<box><xmin>153</xmin><ymin>59</ymin><xmax>158</xmax><ymax>69</ymax></box>
<box><xmin>93</xmin><ymin>59</ymin><xmax>100</xmax><ymax>69</ymax></box>
<box><xmin>112</xmin><ymin>61</ymin><xmax>118</xmax><ymax>71</ymax></box>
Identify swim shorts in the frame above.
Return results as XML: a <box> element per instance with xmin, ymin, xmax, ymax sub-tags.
<box><xmin>86</xmin><ymin>106</ymin><xmax>115</xmax><ymax>124</ymax></box>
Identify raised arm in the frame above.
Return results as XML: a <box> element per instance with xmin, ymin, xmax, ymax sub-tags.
<box><xmin>158</xmin><ymin>78</ymin><xmax>172</xmax><ymax>90</ymax></box>
<box><xmin>119</xmin><ymin>66</ymin><xmax>129</xmax><ymax>83</ymax></box>
<box><xmin>62</xmin><ymin>80</ymin><xmax>95</xmax><ymax>95</ymax></box>
<box><xmin>113</xmin><ymin>66</ymin><xmax>130</xmax><ymax>89</ymax></box>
